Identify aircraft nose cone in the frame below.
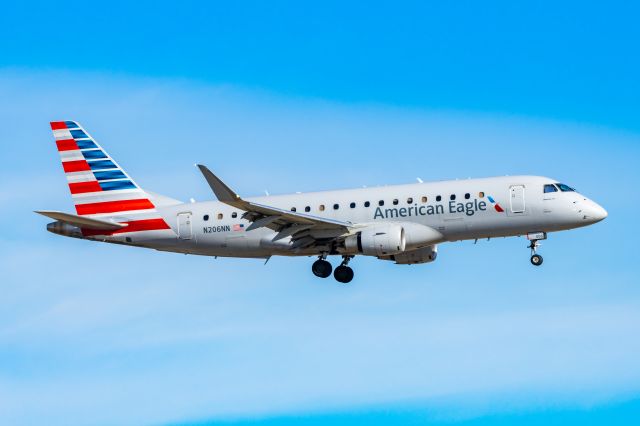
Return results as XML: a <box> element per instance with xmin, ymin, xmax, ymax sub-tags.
<box><xmin>593</xmin><ymin>204</ymin><xmax>608</xmax><ymax>221</ymax></box>
<box><xmin>584</xmin><ymin>202</ymin><xmax>608</xmax><ymax>223</ymax></box>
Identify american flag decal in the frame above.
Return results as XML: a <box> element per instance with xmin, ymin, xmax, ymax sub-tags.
<box><xmin>232</xmin><ymin>224</ymin><xmax>245</xmax><ymax>232</ymax></box>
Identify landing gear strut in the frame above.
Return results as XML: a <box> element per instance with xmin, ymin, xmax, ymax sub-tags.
<box><xmin>334</xmin><ymin>256</ymin><xmax>355</xmax><ymax>284</ymax></box>
<box><xmin>312</xmin><ymin>254</ymin><xmax>332</xmax><ymax>278</ymax></box>
<box><xmin>528</xmin><ymin>240</ymin><xmax>544</xmax><ymax>266</ymax></box>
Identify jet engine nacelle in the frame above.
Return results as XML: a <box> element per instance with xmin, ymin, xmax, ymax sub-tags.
<box><xmin>344</xmin><ymin>222</ymin><xmax>444</xmax><ymax>257</ymax></box>
<box><xmin>401</xmin><ymin>222</ymin><xmax>445</xmax><ymax>250</ymax></box>
<box><xmin>380</xmin><ymin>245</ymin><xmax>438</xmax><ymax>265</ymax></box>
<box><xmin>345</xmin><ymin>223</ymin><xmax>406</xmax><ymax>257</ymax></box>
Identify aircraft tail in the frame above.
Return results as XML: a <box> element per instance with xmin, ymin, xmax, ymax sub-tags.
<box><xmin>48</xmin><ymin>120</ymin><xmax>176</xmax><ymax>236</ymax></box>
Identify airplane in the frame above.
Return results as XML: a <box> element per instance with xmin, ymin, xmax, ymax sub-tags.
<box><xmin>37</xmin><ymin>121</ymin><xmax>608</xmax><ymax>284</ymax></box>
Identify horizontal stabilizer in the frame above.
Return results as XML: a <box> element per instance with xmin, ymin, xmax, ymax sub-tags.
<box><xmin>34</xmin><ymin>210</ymin><xmax>127</xmax><ymax>230</ymax></box>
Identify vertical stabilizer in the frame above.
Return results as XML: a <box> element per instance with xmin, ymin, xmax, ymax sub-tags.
<box><xmin>49</xmin><ymin>120</ymin><xmax>174</xmax><ymax>237</ymax></box>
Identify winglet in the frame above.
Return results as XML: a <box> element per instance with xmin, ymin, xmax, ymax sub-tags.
<box><xmin>197</xmin><ymin>164</ymin><xmax>242</xmax><ymax>203</ymax></box>
<box><xmin>196</xmin><ymin>165</ymin><xmax>351</xmax><ymax>233</ymax></box>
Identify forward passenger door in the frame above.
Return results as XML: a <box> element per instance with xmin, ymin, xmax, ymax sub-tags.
<box><xmin>509</xmin><ymin>185</ymin><xmax>526</xmax><ymax>214</ymax></box>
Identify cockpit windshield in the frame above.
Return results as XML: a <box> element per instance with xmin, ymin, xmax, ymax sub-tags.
<box><xmin>544</xmin><ymin>184</ymin><xmax>558</xmax><ymax>193</ymax></box>
<box><xmin>556</xmin><ymin>183</ymin><xmax>576</xmax><ymax>192</ymax></box>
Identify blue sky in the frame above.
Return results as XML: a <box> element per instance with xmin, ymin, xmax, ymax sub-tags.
<box><xmin>1</xmin><ymin>2</ymin><xmax>639</xmax><ymax>425</ymax></box>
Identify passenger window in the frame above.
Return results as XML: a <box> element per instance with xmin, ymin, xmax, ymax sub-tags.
<box><xmin>465</xmin><ymin>193</ymin><xmax>471</xmax><ymax>200</ymax></box>
<box><xmin>379</xmin><ymin>200</ymin><xmax>385</xmax><ymax>206</ymax></box>
<box><xmin>232</xmin><ymin>212</ymin><xmax>237</xmax><ymax>218</ymax></box>
<box><xmin>478</xmin><ymin>192</ymin><xmax>485</xmax><ymax>198</ymax></box>
<box><xmin>556</xmin><ymin>183</ymin><xmax>576</xmax><ymax>192</ymax></box>
<box><xmin>450</xmin><ymin>194</ymin><xmax>456</xmax><ymax>201</ymax></box>
<box><xmin>203</xmin><ymin>215</ymin><xmax>209</xmax><ymax>221</ymax></box>
<box><xmin>436</xmin><ymin>195</ymin><xmax>442</xmax><ymax>202</ymax></box>
<box><xmin>333</xmin><ymin>204</ymin><xmax>340</xmax><ymax>210</ymax></box>
<box><xmin>217</xmin><ymin>213</ymin><xmax>223</xmax><ymax>220</ymax></box>
<box><xmin>421</xmin><ymin>196</ymin><xmax>428</xmax><ymax>203</ymax></box>
<box><xmin>407</xmin><ymin>197</ymin><xmax>413</xmax><ymax>204</ymax></box>
<box><xmin>364</xmin><ymin>201</ymin><xmax>371</xmax><ymax>208</ymax></box>
<box><xmin>393</xmin><ymin>199</ymin><xmax>399</xmax><ymax>205</ymax></box>
<box><xmin>305</xmin><ymin>206</ymin><xmax>311</xmax><ymax>213</ymax></box>
<box><xmin>291</xmin><ymin>207</ymin><xmax>297</xmax><ymax>212</ymax></box>
<box><xmin>544</xmin><ymin>184</ymin><xmax>558</xmax><ymax>193</ymax></box>
<box><xmin>319</xmin><ymin>205</ymin><xmax>325</xmax><ymax>211</ymax></box>
<box><xmin>350</xmin><ymin>202</ymin><xmax>356</xmax><ymax>208</ymax></box>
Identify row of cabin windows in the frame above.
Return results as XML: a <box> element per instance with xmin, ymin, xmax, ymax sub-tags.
<box><xmin>298</xmin><ymin>192</ymin><xmax>482</xmax><ymax>212</ymax></box>
<box><xmin>203</xmin><ymin>212</ymin><xmax>239</xmax><ymax>221</ymax></box>
<box><xmin>203</xmin><ymin>192</ymin><xmax>487</xmax><ymax>221</ymax></box>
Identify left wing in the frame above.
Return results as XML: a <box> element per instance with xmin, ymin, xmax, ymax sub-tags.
<box><xmin>197</xmin><ymin>165</ymin><xmax>352</xmax><ymax>250</ymax></box>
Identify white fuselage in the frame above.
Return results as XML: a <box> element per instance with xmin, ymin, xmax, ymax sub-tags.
<box><xmin>105</xmin><ymin>175</ymin><xmax>606</xmax><ymax>259</ymax></box>
<box><xmin>43</xmin><ymin>120</ymin><xmax>609</xmax><ymax>280</ymax></box>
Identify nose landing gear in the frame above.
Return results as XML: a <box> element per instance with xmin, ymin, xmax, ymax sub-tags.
<box><xmin>528</xmin><ymin>240</ymin><xmax>544</xmax><ymax>266</ymax></box>
<box><xmin>526</xmin><ymin>232</ymin><xmax>546</xmax><ymax>267</ymax></box>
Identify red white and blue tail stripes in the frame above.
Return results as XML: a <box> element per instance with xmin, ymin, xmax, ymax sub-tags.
<box><xmin>50</xmin><ymin>121</ymin><xmax>171</xmax><ymax>236</ymax></box>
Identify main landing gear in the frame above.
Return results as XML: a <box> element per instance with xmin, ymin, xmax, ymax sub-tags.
<box><xmin>311</xmin><ymin>255</ymin><xmax>355</xmax><ymax>283</ymax></box>
<box><xmin>311</xmin><ymin>255</ymin><xmax>333</xmax><ymax>278</ymax></box>
<box><xmin>334</xmin><ymin>256</ymin><xmax>355</xmax><ymax>284</ymax></box>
